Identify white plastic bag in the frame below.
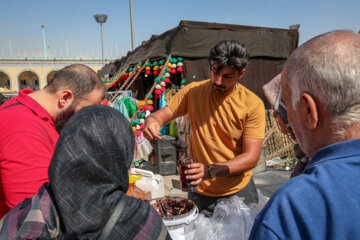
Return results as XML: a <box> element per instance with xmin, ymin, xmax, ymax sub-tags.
<box><xmin>184</xmin><ymin>190</ymin><xmax>267</xmax><ymax>240</ymax></box>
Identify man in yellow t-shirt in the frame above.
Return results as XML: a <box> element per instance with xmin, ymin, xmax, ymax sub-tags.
<box><xmin>144</xmin><ymin>40</ymin><xmax>265</xmax><ymax>216</ymax></box>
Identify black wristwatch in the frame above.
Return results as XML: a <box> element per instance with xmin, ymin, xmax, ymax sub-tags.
<box><xmin>208</xmin><ymin>165</ymin><xmax>216</xmax><ymax>178</ymax></box>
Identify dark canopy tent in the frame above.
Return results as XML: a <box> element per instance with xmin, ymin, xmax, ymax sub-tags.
<box><xmin>98</xmin><ymin>20</ymin><xmax>299</xmax><ymax>108</ymax></box>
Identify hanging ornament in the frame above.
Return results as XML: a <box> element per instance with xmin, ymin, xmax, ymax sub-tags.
<box><xmin>155</xmin><ymin>89</ymin><xmax>162</xmax><ymax>99</ymax></box>
<box><xmin>155</xmin><ymin>84</ymin><xmax>161</xmax><ymax>90</ymax></box>
<box><xmin>136</xmin><ymin>100</ymin><xmax>146</xmax><ymax>108</ymax></box>
<box><xmin>165</xmin><ymin>78</ymin><xmax>170</xmax><ymax>84</ymax></box>
<box><xmin>170</xmin><ymin>68</ymin><xmax>177</xmax><ymax>74</ymax></box>
<box><xmin>161</xmin><ymin>86</ymin><xmax>166</xmax><ymax>92</ymax></box>
<box><xmin>160</xmin><ymin>81</ymin><xmax>166</xmax><ymax>87</ymax></box>
<box><xmin>165</xmin><ymin>72</ymin><xmax>170</xmax><ymax>78</ymax></box>
<box><xmin>142</xmin><ymin>104</ymin><xmax>149</xmax><ymax>111</ymax></box>
<box><xmin>138</xmin><ymin>112</ymin><xmax>146</xmax><ymax>118</ymax></box>
<box><xmin>177</xmin><ymin>62</ymin><xmax>183</xmax><ymax>72</ymax></box>
<box><xmin>137</xmin><ymin>62</ymin><xmax>142</xmax><ymax>72</ymax></box>
<box><xmin>145</xmin><ymin>66</ymin><xmax>151</xmax><ymax>75</ymax></box>
<box><xmin>180</xmin><ymin>78</ymin><xmax>187</xmax><ymax>89</ymax></box>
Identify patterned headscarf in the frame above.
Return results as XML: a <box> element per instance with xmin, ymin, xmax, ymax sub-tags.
<box><xmin>0</xmin><ymin>105</ymin><xmax>169</xmax><ymax>239</ymax></box>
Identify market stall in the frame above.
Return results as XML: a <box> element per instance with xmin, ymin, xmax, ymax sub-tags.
<box><xmin>98</xmin><ymin>20</ymin><xmax>299</xmax><ymax>174</ymax></box>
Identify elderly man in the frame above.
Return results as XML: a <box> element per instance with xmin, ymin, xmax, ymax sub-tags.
<box><xmin>250</xmin><ymin>30</ymin><xmax>360</xmax><ymax>239</ymax></box>
<box><xmin>0</xmin><ymin>64</ymin><xmax>105</xmax><ymax>218</ymax></box>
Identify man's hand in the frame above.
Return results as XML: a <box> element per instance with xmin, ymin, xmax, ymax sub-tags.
<box><xmin>143</xmin><ymin>107</ymin><xmax>176</xmax><ymax>141</ymax></box>
<box><xmin>185</xmin><ymin>162</ymin><xmax>209</xmax><ymax>185</ymax></box>
<box><xmin>143</xmin><ymin>116</ymin><xmax>162</xmax><ymax>141</ymax></box>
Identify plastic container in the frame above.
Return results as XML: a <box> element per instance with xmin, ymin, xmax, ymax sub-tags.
<box><xmin>126</xmin><ymin>174</ymin><xmax>147</xmax><ymax>200</ymax></box>
<box><xmin>150</xmin><ymin>197</ymin><xmax>198</xmax><ymax>240</ymax></box>
<box><xmin>130</xmin><ymin>168</ymin><xmax>165</xmax><ymax>200</ymax></box>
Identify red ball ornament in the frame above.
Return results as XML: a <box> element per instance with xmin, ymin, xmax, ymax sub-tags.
<box><xmin>142</xmin><ymin>105</ymin><xmax>149</xmax><ymax>111</ymax></box>
<box><xmin>155</xmin><ymin>89</ymin><xmax>162</xmax><ymax>95</ymax></box>
<box><xmin>139</xmin><ymin>123</ymin><xmax>144</xmax><ymax>130</ymax></box>
<box><xmin>165</xmin><ymin>78</ymin><xmax>170</xmax><ymax>84</ymax></box>
<box><xmin>136</xmin><ymin>130</ymin><xmax>141</xmax><ymax>137</ymax></box>
<box><xmin>153</xmin><ymin>70</ymin><xmax>159</xmax><ymax>75</ymax></box>
<box><xmin>155</xmin><ymin>93</ymin><xmax>161</xmax><ymax>99</ymax></box>
<box><xmin>149</xmin><ymin>105</ymin><xmax>154</xmax><ymax>111</ymax></box>
<box><xmin>170</xmin><ymin>68</ymin><xmax>177</xmax><ymax>74</ymax></box>
<box><xmin>145</xmin><ymin>70</ymin><xmax>151</xmax><ymax>75</ymax></box>
<box><xmin>177</xmin><ymin>67</ymin><xmax>183</xmax><ymax>72</ymax></box>
<box><xmin>161</xmin><ymin>87</ymin><xmax>166</xmax><ymax>92</ymax></box>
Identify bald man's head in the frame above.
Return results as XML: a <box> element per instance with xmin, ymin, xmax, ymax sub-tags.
<box><xmin>45</xmin><ymin>64</ymin><xmax>105</xmax><ymax>106</ymax></box>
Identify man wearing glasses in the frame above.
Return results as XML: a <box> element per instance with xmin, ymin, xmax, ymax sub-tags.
<box><xmin>250</xmin><ymin>30</ymin><xmax>360</xmax><ymax>239</ymax></box>
<box><xmin>263</xmin><ymin>74</ymin><xmax>309</xmax><ymax>178</ymax></box>
<box><xmin>144</xmin><ymin>40</ymin><xmax>265</xmax><ymax>216</ymax></box>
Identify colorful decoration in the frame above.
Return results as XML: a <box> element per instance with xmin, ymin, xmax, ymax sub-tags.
<box><xmin>177</xmin><ymin>62</ymin><xmax>183</xmax><ymax>72</ymax></box>
<box><xmin>180</xmin><ymin>78</ymin><xmax>186</xmax><ymax>89</ymax></box>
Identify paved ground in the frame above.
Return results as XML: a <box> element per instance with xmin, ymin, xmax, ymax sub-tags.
<box><xmin>163</xmin><ymin>170</ymin><xmax>292</xmax><ymax>199</ymax></box>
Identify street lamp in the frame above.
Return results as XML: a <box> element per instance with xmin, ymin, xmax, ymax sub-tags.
<box><xmin>94</xmin><ymin>14</ymin><xmax>108</xmax><ymax>65</ymax></box>
<box><xmin>129</xmin><ymin>0</ymin><xmax>135</xmax><ymax>50</ymax></box>
<box><xmin>40</xmin><ymin>25</ymin><xmax>47</xmax><ymax>59</ymax></box>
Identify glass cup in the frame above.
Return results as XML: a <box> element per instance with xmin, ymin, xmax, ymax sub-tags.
<box><xmin>178</xmin><ymin>157</ymin><xmax>198</xmax><ymax>192</ymax></box>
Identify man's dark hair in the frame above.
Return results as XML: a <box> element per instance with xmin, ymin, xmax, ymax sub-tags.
<box><xmin>0</xmin><ymin>93</ymin><xmax>6</xmax><ymax>106</ymax></box>
<box><xmin>209</xmin><ymin>40</ymin><xmax>249</xmax><ymax>73</ymax></box>
<box><xmin>45</xmin><ymin>64</ymin><xmax>105</xmax><ymax>106</ymax></box>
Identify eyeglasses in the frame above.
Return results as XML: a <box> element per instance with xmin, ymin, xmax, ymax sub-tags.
<box><xmin>273</xmin><ymin>86</ymin><xmax>296</xmax><ymax>140</ymax></box>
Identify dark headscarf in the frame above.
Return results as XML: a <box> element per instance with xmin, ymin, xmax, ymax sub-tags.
<box><xmin>0</xmin><ymin>105</ymin><xmax>169</xmax><ymax>240</ymax></box>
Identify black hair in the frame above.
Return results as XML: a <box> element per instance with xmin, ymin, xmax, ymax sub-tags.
<box><xmin>44</xmin><ymin>64</ymin><xmax>105</xmax><ymax>106</ymax></box>
<box><xmin>0</xmin><ymin>93</ymin><xmax>6</xmax><ymax>106</ymax></box>
<box><xmin>209</xmin><ymin>40</ymin><xmax>249</xmax><ymax>73</ymax></box>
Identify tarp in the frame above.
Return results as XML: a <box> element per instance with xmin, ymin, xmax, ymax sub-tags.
<box><xmin>98</xmin><ymin>20</ymin><xmax>299</xmax><ymax>107</ymax></box>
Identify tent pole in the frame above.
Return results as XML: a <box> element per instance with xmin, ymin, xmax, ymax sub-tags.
<box><xmin>110</xmin><ymin>60</ymin><xmax>149</xmax><ymax>103</ymax></box>
<box><xmin>129</xmin><ymin>55</ymin><xmax>172</xmax><ymax>123</ymax></box>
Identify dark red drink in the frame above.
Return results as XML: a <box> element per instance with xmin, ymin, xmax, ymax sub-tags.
<box><xmin>179</xmin><ymin>158</ymin><xmax>198</xmax><ymax>192</ymax></box>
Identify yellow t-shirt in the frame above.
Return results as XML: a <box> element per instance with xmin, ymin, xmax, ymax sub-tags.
<box><xmin>167</xmin><ymin>79</ymin><xmax>265</xmax><ymax>197</ymax></box>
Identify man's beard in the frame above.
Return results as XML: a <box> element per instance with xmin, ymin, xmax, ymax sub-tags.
<box><xmin>55</xmin><ymin>103</ymin><xmax>76</xmax><ymax>134</ymax></box>
<box><xmin>212</xmin><ymin>83</ymin><xmax>235</xmax><ymax>94</ymax></box>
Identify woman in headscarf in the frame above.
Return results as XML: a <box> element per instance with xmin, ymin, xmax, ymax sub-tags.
<box><xmin>0</xmin><ymin>105</ymin><xmax>170</xmax><ymax>240</ymax></box>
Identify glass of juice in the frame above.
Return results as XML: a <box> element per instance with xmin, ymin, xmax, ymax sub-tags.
<box><xmin>178</xmin><ymin>158</ymin><xmax>198</xmax><ymax>192</ymax></box>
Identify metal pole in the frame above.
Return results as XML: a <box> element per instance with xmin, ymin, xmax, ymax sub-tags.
<box><xmin>129</xmin><ymin>0</ymin><xmax>135</xmax><ymax>50</ymax></box>
<box><xmin>100</xmin><ymin>22</ymin><xmax>105</xmax><ymax>65</ymax></box>
<box><xmin>41</xmin><ymin>25</ymin><xmax>47</xmax><ymax>59</ymax></box>
<box><xmin>8</xmin><ymin>40</ymin><xmax>12</xmax><ymax>57</ymax></box>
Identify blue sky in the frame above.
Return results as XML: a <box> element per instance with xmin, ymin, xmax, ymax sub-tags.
<box><xmin>1</xmin><ymin>0</ymin><xmax>359</xmax><ymax>59</ymax></box>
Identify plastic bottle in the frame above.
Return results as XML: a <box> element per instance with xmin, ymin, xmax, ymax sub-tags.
<box><xmin>126</xmin><ymin>174</ymin><xmax>147</xmax><ymax>200</ymax></box>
